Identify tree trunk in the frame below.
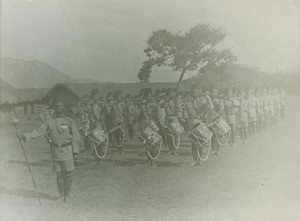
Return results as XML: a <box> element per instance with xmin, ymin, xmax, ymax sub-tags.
<box><xmin>175</xmin><ymin>69</ymin><xmax>187</xmax><ymax>90</ymax></box>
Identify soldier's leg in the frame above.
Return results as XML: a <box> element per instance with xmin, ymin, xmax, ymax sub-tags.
<box><xmin>56</xmin><ymin>172</ymin><xmax>64</xmax><ymax>199</ymax></box>
<box><xmin>281</xmin><ymin>105</ymin><xmax>285</xmax><ymax>120</ymax></box>
<box><xmin>166</xmin><ymin>133</ymin><xmax>175</xmax><ymax>154</ymax></box>
<box><xmin>128</xmin><ymin>124</ymin><xmax>134</xmax><ymax>141</ymax></box>
<box><xmin>190</xmin><ymin>141</ymin><xmax>198</xmax><ymax>166</ymax></box>
<box><xmin>62</xmin><ymin>171</ymin><xmax>72</xmax><ymax>202</ymax></box>
<box><xmin>229</xmin><ymin>124</ymin><xmax>235</xmax><ymax>146</ymax></box>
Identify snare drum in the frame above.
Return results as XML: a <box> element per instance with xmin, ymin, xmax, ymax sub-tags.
<box><xmin>210</xmin><ymin>117</ymin><xmax>230</xmax><ymax>136</ymax></box>
<box><xmin>89</xmin><ymin>128</ymin><xmax>108</xmax><ymax>144</ymax></box>
<box><xmin>188</xmin><ymin>123</ymin><xmax>212</xmax><ymax>143</ymax></box>
<box><xmin>140</xmin><ymin>125</ymin><xmax>161</xmax><ymax>146</ymax></box>
<box><xmin>167</xmin><ymin>118</ymin><xmax>184</xmax><ymax>135</ymax></box>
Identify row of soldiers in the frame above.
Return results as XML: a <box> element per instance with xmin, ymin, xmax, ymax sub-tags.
<box><xmin>18</xmin><ymin>86</ymin><xmax>287</xmax><ymax>203</ymax></box>
<box><xmin>62</xmin><ymin>86</ymin><xmax>287</xmax><ymax>166</ymax></box>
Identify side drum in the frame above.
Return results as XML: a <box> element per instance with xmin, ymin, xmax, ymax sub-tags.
<box><xmin>210</xmin><ymin>117</ymin><xmax>230</xmax><ymax>136</ymax></box>
<box><xmin>188</xmin><ymin>123</ymin><xmax>212</xmax><ymax>144</ymax></box>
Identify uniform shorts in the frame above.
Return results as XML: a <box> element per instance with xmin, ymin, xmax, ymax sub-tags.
<box><xmin>53</xmin><ymin>159</ymin><xmax>74</xmax><ymax>172</ymax></box>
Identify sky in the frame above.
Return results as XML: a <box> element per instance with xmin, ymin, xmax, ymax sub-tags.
<box><xmin>1</xmin><ymin>0</ymin><xmax>299</xmax><ymax>83</ymax></box>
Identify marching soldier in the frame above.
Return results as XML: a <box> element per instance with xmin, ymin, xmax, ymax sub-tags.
<box><xmin>105</xmin><ymin>92</ymin><xmax>125</xmax><ymax>154</ymax></box>
<box><xmin>256</xmin><ymin>89</ymin><xmax>264</xmax><ymax>134</ymax></box>
<box><xmin>163</xmin><ymin>87</ymin><xmax>181</xmax><ymax>156</ymax></box>
<box><xmin>280</xmin><ymin>87</ymin><xmax>287</xmax><ymax>120</ymax></box>
<box><xmin>89</xmin><ymin>88</ymin><xmax>107</xmax><ymax>164</ymax></box>
<box><xmin>137</xmin><ymin>88</ymin><xmax>159</xmax><ymax>166</ymax></box>
<box><xmin>224</xmin><ymin>89</ymin><xmax>237</xmax><ymax>147</ymax></box>
<box><xmin>124</xmin><ymin>94</ymin><xmax>136</xmax><ymax>142</ymax></box>
<box><xmin>238</xmin><ymin>90</ymin><xmax>249</xmax><ymax>143</ymax></box>
<box><xmin>248</xmin><ymin>88</ymin><xmax>257</xmax><ymax>138</ymax></box>
<box><xmin>17</xmin><ymin>99</ymin><xmax>80</xmax><ymax>203</ymax></box>
<box><xmin>210</xmin><ymin>88</ymin><xmax>223</xmax><ymax>154</ymax></box>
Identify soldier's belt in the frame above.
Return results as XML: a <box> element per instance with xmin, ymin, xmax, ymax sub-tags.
<box><xmin>55</xmin><ymin>142</ymin><xmax>72</xmax><ymax>148</ymax></box>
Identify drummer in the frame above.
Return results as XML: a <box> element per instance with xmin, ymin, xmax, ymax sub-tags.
<box><xmin>137</xmin><ymin>88</ymin><xmax>159</xmax><ymax>166</ymax></box>
<box><xmin>163</xmin><ymin>87</ymin><xmax>180</xmax><ymax>156</ymax></box>
<box><xmin>89</xmin><ymin>88</ymin><xmax>107</xmax><ymax>164</ymax></box>
<box><xmin>124</xmin><ymin>94</ymin><xmax>136</xmax><ymax>143</ymax></box>
<box><xmin>248</xmin><ymin>88</ymin><xmax>257</xmax><ymax>138</ymax></box>
<box><xmin>238</xmin><ymin>90</ymin><xmax>249</xmax><ymax>143</ymax></box>
<box><xmin>210</xmin><ymin>88</ymin><xmax>223</xmax><ymax>155</ymax></box>
<box><xmin>224</xmin><ymin>89</ymin><xmax>237</xmax><ymax>147</ymax></box>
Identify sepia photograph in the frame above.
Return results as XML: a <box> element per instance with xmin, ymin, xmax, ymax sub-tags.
<box><xmin>0</xmin><ymin>0</ymin><xmax>299</xmax><ymax>220</ymax></box>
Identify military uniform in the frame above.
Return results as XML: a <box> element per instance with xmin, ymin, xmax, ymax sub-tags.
<box><xmin>24</xmin><ymin>117</ymin><xmax>80</xmax><ymax>172</ymax></box>
<box><xmin>21</xmin><ymin>106</ymin><xmax>80</xmax><ymax>203</ymax></box>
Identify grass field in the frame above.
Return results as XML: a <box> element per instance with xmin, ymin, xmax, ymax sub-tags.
<box><xmin>1</xmin><ymin>96</ymin><xmax>300</xmax><ymax>221</ymax></box>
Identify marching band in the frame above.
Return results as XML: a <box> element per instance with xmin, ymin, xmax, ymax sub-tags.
<box><xmin>53</xmin><ymin>86</ymin><xmax>287</xmax><ymax>167</ymax></box>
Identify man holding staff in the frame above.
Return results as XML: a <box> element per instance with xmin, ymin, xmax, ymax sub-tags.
<box><xmin>17</xmin><ymin>99</ymin><xmax>80</xmax><ymax>203</ymax></box>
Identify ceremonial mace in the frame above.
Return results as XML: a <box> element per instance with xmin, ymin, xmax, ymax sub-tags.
<box><xmin>11</xmin><ymin>117</ymin><xmax>42</xmax><ymax>206</ymax></box>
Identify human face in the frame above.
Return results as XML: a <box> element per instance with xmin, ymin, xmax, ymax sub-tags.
<box><xmin>55</xmin><ymin>103</ymin><xmax>64</xmax><ymax>115</ymax></box>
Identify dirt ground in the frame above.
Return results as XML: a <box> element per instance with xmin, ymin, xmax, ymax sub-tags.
<box><xmin>1</xmin><ymin>96</ymin><xmax>300</xmax><ymax>221</ymax></box>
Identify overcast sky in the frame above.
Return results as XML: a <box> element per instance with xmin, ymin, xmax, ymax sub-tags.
<box><xmin>1</xmin><ymin>0</ymin><xmax>299</xmax><ymax>82</ymax></box>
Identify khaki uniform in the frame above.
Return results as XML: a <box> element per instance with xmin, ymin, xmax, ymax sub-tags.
<box><xmin>24</xmin><ymin>117</ymin><xmax>80</xmax><ymax>171</ymax></box>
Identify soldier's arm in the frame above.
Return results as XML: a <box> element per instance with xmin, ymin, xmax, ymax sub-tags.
<box><xmin>24</xmin><ymin>122</ymin><xmax>48</xmax><ymax>141</ymax></box>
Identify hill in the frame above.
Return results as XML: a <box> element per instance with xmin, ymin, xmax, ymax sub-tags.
<box><xmin>0</xmin><ymin>57</ymin><xmax>98</xmax><ymax>89</ymax></box>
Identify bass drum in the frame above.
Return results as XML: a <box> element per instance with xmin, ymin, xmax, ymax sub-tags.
<box><xmin>188</xmin><ymin>122</ymin><xmax>212</xmax><ymax>161</ymax></box>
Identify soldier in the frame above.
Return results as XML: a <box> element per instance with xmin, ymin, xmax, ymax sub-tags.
<box><xmin>17</xmin><ymin>99</ymin><xmax>80</xmax><ymax>203</ymax></box>
<box><xmin>248</xmin><ymin>88</ymin><xmax>257</xmax><ymax>138</ymax></box>
<box><xmin>137</xmin><ymin>88</ymin><xmax>159</xmax><ymax>166</ymax></box>
<box><xmin>238</xmin><ymin>90</ymin><xmax>249</xmax><ymax>143</ymax></box>
<box><xmin>224</xmin><ymin>89</ymin><xmax>237</xmax><ymax>147</ymax></box>
<box><xmin>210</xmin><ymin>88</ymin><xmax>223</xmax><ymax>154</ymax></box>
<box><xmin>156</xmin><ymin>90</ymin><xmax>167</xmax><ymax>147</ymax></box>
<box><xmin>280</xmin><ymin>87</ymin><xmax>287</xmax><ymax>120</ymax></box>
<box><xmin>38</xmin><ymin>96</ymin><xmax>55</xmax><ymax>123</ymax></box>
<box><xmin>106</xmin><ymin>92</ymin><xmax>125</xmax><ymax>154</ymax></box>
<box><xmin>88</xmin><ymin>89</ymin><xmax>107</xmax><ymax>164</ymax></box>
<box><xmin>256</xmin><ymin>89</ymin><xmax>264</xmax><ymax>135</ymax></box>
<box><xmin>269</xmin><ymin>89</ymin><xmax>275</xmax><ymax>128</ymax></box>
<box><xmin>164</xmin><ymin>87</ymin><xmax>180</xmax><ymax>156</ymax></box>
<box><xmin>124</xmin><ymin>94</ymin><xmax>136</xmax><ymax>142</ymax></box>
<box><xmin>262</xmin><ymin>88</ymin><xmax>270</xmax><ymax>130</ymax></box>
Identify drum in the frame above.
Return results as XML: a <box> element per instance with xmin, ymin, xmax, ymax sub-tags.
<box><xmin>140</xmin><ymin>125</ymin><xmax>162</xmax><ymax>147</ymax></box>
<box><xmin>79</xmin><ymin>121</ymin><xmax>90</xmax><ymax>136</ymax></box>
<box><xmin>210</xmin><ymin>117</ymin><xmax>230</xmax><ymax>136</ymax></box>
<box><xmin>166</xmin><ymin>119</ymin><xmax>184</xmax><ymax>136</ymax></box>
<box><xmin>149</xmin><ymin>120</ymin><xmax>159</xmax><ymax>132</ymax></box>
<box><xmin>89</xmin><ymin>128</ymin><xmax>108</xmax><ymax>144</ymax></box>
<box><xmin>188</xmin><ymin>123</ymin><xmax>212</xmax><ymax>143</ymax></box>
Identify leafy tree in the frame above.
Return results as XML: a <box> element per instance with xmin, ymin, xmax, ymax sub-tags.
<box><xmin>138</xmin><ymin>24</ymin><xmax>236</xmax><ymax>86</ymax></box>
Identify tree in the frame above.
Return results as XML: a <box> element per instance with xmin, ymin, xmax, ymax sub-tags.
<box><xmin>138</xmin><ymin>24</ymin><xmax>236</xmax><ymax>87</ymax></box>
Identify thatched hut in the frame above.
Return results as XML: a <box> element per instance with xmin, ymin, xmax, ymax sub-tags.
<box><xmin>0</xmin><ymin>79</ymin><xmax>22</xmax><ymax>113</ymax></box>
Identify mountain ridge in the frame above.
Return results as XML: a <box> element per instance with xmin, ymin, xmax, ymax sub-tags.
<box><xmin>0</xmin><ymin>57</ymin><xmax>98</xmax><ymax>89</ymax></box>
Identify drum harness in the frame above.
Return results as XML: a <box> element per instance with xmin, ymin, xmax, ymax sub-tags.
<box><xmin>80</xmin><ymin>121</ymin><xmax>109</xmax><ymax>159</ymax></box>
<box><xmin>188</xmin><ymin>112</ymin><xmax>212</xmax><ymax>161</ymax></box>
<box><xmin>164</xmin><ymin>101</ymin><xmax>182</xmax><ymax>150</ymax></box>
<box><xmin>111</xmin><ymin>103</ymin><xmax>125</xmax><ymax>148</ymax></box>
<box><xmin>139</xmin><ymin>105</ymin><xmax>163</xmax><ymax>160</ymax></box>
<box><xmin>209</xmin><ymin>115</ymin><xmax>231</xmax><ymax>146</ymax></box>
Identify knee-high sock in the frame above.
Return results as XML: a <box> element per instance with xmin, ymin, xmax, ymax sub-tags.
<box><xmin>56</xmin><ymin>172</ymin><xmax>64</xmax><ymax>197</ymax></box>
<box><xmin>62</xmin><ymin>172</ymin><xmax>72</xmax><ymax>198</ymax></box>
